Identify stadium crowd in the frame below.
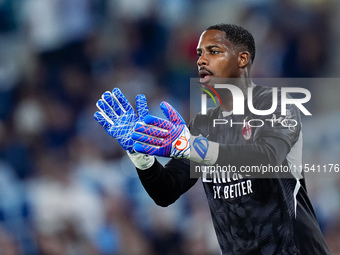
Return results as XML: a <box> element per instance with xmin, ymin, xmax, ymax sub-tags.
<box><xmin>0</xmin><ymin>0</ymin><xmax>339</xmax><ymax>254</ymax></box>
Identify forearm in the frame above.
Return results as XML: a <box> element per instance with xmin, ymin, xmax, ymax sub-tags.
<box><xmin>136</xmin><ymin>158</ymin><xmax>197</xmax><ymax>207</ymax></box>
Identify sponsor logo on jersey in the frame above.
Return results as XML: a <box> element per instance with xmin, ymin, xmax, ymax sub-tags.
<box><xmin>242</xmin><ymin>121</ymin><xmax>252</xmax><ymax>140</ymax></box>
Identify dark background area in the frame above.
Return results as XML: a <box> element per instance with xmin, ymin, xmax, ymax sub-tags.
<box><xmin>0</xmin><ymin>0</ymin><xmax>339</xmax><ymax>254</ymax></box>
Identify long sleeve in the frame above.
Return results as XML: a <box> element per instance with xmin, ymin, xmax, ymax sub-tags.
<box><xmin>136</xmin><ymin>158</ymin><xmax>198</xmax><ymax>207</ymax></box>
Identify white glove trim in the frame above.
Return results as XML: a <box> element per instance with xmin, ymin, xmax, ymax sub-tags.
<box><xmin>127</xmin><ymin>152</ymin><xmax>155</xmax><ymax>170</ymax></box>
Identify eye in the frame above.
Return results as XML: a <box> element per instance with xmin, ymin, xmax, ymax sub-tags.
<box><xmin>197</xmin><ymin>52</ymin><xmax>202</xmax><ymax>57</ymax></box>
<box><xmin>210</xmin><ymin>50</ymin><xmax>220</xmax><ymax>55</ymax></box>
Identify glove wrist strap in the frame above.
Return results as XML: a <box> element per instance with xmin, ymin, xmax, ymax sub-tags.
<box><xmin>190</xmin><ymin>135</ymin><xmax>219</xmax><ymax>165</ymax></box>
<box><xmin>127</xmin><ymin>151</ymin><xmax>155</xmax><ymax>170</ymax></box>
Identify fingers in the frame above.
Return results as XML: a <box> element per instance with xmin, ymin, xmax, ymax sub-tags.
<box><xmin>134</xmin><ymin>122</ymin><xmax>168</xmax><ymax>138</ymax></box>
<box><xmin>160</xmin><ymin>101</ymin><xmax>185</xmax><ymax>125</ymax></box>
<box><xmin>96</xmin><ymin>97</ymin><xmax>117</xmax><ymax>123</ymax></box>
<box><xmin>94</xmin><ymin>111</ymin><xmax>112</xmax><ymax>128</ymax></box>
<box><xmin>96</xmin><ymin>88</ymin><xmax>134</xmax><ymax>120</ymax></box>
<box><xmin>144</xmin><ymin>115</ymin><xmax>172</xmax><ymax>130</ymax></box>
<box><xmin>112</xmin><ymin>88</ymin><xmax>133</xmax><ymax>113</ymax></box>
<box><xmin>102</xmin><ymin>91</ymin><xmax>123</xmax><ymax>116</ymax></box>
<box><xmin>135</xmin><ymin>94</ymin><xmax>149</xmax><ymax>120</ymax></box>
<box><xmin>132</xmin><ymin>120</ymin><xmax>168</xmax><ymax>147</ymax></box>
<box><xmin>134</xmin><ymin>142</ymin><xmax>161</xmax><ymax>156</ymax></box>
<box><xmin>132</xmin><ymin>132</ymin><xmax>163</xmax><ymax>146</ymax></box>
<box><xmin>95</xmin><ymin>89</ymin><xmax>133</xmax><ymax>125</ymax></box>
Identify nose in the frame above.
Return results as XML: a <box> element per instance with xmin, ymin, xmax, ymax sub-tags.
<box><xmin>197</xmin><ymin>52</ymin><xmax>208</xmax><ymax>67</ymax></box>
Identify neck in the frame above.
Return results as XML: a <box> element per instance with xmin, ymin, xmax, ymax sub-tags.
<box><xmin>220</xmin><ymin>78</ymin><xmax>253</xmax><ymax>112</ymax></box>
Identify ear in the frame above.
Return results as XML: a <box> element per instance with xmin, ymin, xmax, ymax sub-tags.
<box><xmin>238</xmin><ymin>51</ymin><xmax>250</xmax><ymax>68</ymax></box>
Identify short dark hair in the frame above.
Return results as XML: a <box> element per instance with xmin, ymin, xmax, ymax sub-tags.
<box><xmin>206</xmin><ymin>24</ymin><xmax>255</xmax><ymax>63</ymax></box>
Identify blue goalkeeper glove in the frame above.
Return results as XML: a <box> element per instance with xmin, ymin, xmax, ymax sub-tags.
<box><xmin>94</xmin><ymin>88</ymin><xmax>148</xmax><ymax>153</ymax></box>
<box><xmin>132</xmin><ymin>101</ymin><xmax>190</xmax><ymax>158</ymax></box>
<box><xmin>132</xmin><ymin>101</ymin><xmax>219</xmax><ymax>164</ymax></box>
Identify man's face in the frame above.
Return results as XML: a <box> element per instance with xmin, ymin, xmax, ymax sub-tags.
<box><xmin>196</xmin><ymin>29</ymin><xmax>241</xmax><ymax>85</ymax></box>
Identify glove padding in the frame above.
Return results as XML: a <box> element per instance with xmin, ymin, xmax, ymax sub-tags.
<box><xmin>132</xmin><ymin>101</ymin><xmax>190</xmax><ymax>158</ymax></box>
<box><xmin>94</xmin><ymin>88</ymin><xmax>148</xmax><ymax>153</ymax></box>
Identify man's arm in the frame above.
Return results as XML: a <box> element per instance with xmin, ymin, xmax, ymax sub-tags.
<box><xmin>132</xmin><ymin>100</ymin><xmax>300</xmax><ymax>178</ymax></box>
<box><xmin>93</xmin><ymin>89</ymin><xmax>198</xmax><ymax>207</ymax></box>
<box><xmin>135</xmin><ymin>158</ymin><xmax>198</xmax><ymax>207</ymax></box>
<box><xmin>131</xmin><ymin>134</ymin><xmax>290</xmax><ymax>206</ymax></box>
<box><xmin>133</xmin><ymin>130</ymin><xmax>290</xmax><ymax>206</ymax></box>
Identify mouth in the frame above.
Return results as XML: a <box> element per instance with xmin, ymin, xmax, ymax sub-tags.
<box><xmin>199</xmin><ymin>69</ymin><xmax>213</xmax><ymax>84</ymax></box>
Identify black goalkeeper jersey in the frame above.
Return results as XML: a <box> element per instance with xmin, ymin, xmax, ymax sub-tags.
<box><xmin>137</xmin><ymin>85</ymin><xmax>331</xmax><ymax>255</ymax></box>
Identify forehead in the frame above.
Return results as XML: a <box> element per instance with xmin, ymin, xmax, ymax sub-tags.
<box><xmin>197</xmin><ymin>29</ymin><xmax>231</xmax><ymax>49</ymax></box>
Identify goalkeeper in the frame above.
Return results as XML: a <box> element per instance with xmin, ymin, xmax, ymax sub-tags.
<box><xmin>94</xmin><ymin>24</ymin><xmax>331</xmax><ymax>255</ymax></box>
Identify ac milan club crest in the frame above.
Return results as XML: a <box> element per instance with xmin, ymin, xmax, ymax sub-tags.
<box><xmin>242</xmin><ymin>121</ymin><xmax>252</xmax><ymax>140</ymax></box>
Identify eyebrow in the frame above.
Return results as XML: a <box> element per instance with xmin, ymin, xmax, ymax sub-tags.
<box><xmin>196</xmin><ymin>45</ymin><xmax>222</xmax><ymax>52</ymax></box>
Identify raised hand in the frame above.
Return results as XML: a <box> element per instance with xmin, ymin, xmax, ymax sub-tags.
<box><xmin>132</xmin><ymin>101</ymin><xmax>190</xmax><ymax>158</ymax></box>
<box><xmin>94</xmin><ymin>88</ymin><xmax>148</xmax><ymax>153</ymax></box>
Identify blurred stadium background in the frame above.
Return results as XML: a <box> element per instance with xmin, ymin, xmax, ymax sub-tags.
<box><xmin>0</xmin><ymin>0</ymin><xmax>339</xmax><ymax>254</ymax></box>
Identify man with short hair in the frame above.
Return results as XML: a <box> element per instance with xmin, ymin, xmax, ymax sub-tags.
<box><xmin>95</xmin><ymin>24</ymin><xmax>331</xmax><ymax>254</ymax></box>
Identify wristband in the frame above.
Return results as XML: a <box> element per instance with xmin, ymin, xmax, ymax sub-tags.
<box><xmin>190</xmin><ymin>135</ymin><xmax>219</xmax><ymax>165</ymax></box>
<box><xmin>127</xmin><ymin>152</ymin><xmax>155</xmax><ymax>170</ymax></box>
